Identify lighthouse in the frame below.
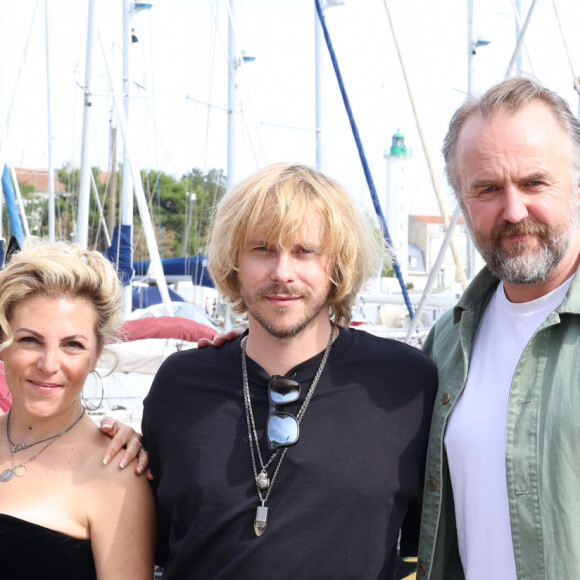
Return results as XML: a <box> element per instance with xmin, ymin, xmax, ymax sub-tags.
<box><xmin>384</xmin><ymin>129</ymin><xmax>412</xmax><ymax>282</ymax></box>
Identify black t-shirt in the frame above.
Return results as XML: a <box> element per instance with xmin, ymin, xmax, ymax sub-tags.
<box><xmin>143</xmin><ymin>328</ymin><xmax>437</xmax><ymax>579</ymax></box>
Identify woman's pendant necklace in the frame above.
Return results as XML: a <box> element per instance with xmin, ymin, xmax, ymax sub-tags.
<box><xmin>0</xmin><ymin>464</ymin><xmax>26</xmax><ymax>481</ymax></box>
<box><xmin>2</xmin><ymin>408</ymin><xmax>85</xmax><ymax>483</ymax></box>
<box><xmin>12</xmin><ymin>442</ymin><xmax>30</xmax><ymax>452</ymax></box>
<box><xmin>0</xmin><ymin>467</ymin><xmax>14</xmax><ymax>482</ymax></box>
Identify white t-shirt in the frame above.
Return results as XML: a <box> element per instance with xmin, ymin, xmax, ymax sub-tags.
<box><xmin>444</xmin><ymin>277</ymin><xmax>572</xmax><ymax>579</ymax></box>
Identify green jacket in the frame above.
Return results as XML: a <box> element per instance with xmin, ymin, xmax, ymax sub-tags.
<box><xmin>417</xmin><ymin>266</ymin><xmax>580</xmax><ymax>579</ymax></box>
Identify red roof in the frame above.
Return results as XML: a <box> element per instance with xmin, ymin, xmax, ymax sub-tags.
<box><xmin>13</xmin><ymin>167</ymin><xmax>111</xmax><ymax>194</ymax></box>
<box><xmin>14</xmin><ymin>168</ymin><xmax>67</xmax><ymax>193</ymax></box>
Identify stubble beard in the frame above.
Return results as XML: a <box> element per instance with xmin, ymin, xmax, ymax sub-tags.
<box><xmin>469</xmin><ymin>206</ymin><xmax>580</xmax><ymax>285</ymax></box>
<box><xmin>243</xmin><ymin>285</ymin><xmax>331</xmax><ymax>339</ymax></box>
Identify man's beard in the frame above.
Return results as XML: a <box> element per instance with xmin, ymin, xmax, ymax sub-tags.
<box><xmin>243</xmin><ymin>285</ymin><xmax>331</xmax><ymax>339</ymax></box>
<box><xmin>470</xmin><ymin>209</ymin><xmax>579</xmax><ymax>285</ymax></box>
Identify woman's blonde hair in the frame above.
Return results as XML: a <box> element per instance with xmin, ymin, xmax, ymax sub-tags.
<box><xmin>0</xmin><ymin>238</ymin><xmax>124</xmax><ymax>352</ymax></box>
<box><xmin>208</xmin><ymin>163</ymin><xmax>384</xmax><ymax>327</ymax></box>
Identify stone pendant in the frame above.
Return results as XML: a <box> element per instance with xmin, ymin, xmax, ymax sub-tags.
<box><xmin>254</xmin><ymin>504</ymin><xmax>268</xmax><ymax>536</ymax></box>
<box><xmin>257</xmin><ymin>471</ymin><xmax>270</xmax><ymax>490</ymax></box>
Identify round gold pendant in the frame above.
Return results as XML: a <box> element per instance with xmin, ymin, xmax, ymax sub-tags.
<box><xmin>14</xmin><ymin>466</ymin><xmax>27</xmax><ymax>477</ymax></box>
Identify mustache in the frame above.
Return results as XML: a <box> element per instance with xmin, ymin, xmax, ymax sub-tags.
<box><xmin>255</xmin><ymin>285</ymin><xmax>311</xmax><ymax>299</ymax></box>
<box><xmin>492</xmin><ymin>220</ymin><xmax>548</xmax><ymax>243</ymax></box>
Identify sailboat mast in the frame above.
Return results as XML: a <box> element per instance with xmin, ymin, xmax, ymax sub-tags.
<box><xmin>107</xmin><ymin>117</ymin><xmax>118</xmax><ymax>237</ymax></box>
<box><xmin>45</xmin><ymin>0</ymin><xmax>55</xmax><ymax>241</ymax></box>
<box><xmin>77</xmin><ymin>0</ymin><xmax>97</xmax><ymax>248</ymax></box>
<box><xmin>505</xmin><ymin>0</ymin><xmax>538</xmax><ymax>78</ymax></box>
<box><xmin>227</xmin><ymin>0</ymin><xmax>241</xmax><ymax>189</ymax></box>
<box><xmin>314</xmin><ymin>3</ymin><xmax>322</xmax><ymax>171</ymax></box>
<box><xmin>120</xmin><ymin>0</ymin><xmax>135</xmax><ymax>315</ymax></box>
<box><xmin>121</xmin><ymin>0</ymin><xmax>134</xmax><ymax>232</ymax></box>
<box><xmin>466</xmin><ymin>0</ymin><xmax>474</xmax><ymax>278</ymax></box>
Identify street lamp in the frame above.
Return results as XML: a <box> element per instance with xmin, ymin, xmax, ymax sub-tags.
<box><xmin>472</xmin><ymin>36</ymin><xmax>491</xmax><ymax>54</ymax></box>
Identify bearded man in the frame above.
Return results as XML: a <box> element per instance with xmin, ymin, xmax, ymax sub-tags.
<box><xmin>417</xmin><ymin>77</ymin><xmax>580</xmax><ymax>579</ymax></box>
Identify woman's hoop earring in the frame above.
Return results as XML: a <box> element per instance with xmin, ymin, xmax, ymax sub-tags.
<box><xmin>0</xmin><ymin>369</ymin><xmax>9</xmax><ymax>400</ymax></box>
<box><xmin>82</xmin><ymin>370</ymin><xmax>104</xmax><ymax>411</ymax></box>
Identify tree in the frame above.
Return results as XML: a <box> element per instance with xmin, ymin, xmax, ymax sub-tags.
<box><xmin>17</xmin><ymin>165</ymin><xmax>227</xmax><ymax>261</ymax></box>
<box><xmin>179</xmin><ymin>168</ymin><xmax>226</xmax><ymax>256</ymax></box>
<box><xmin>136</xmin><ymin>169</ymin><xmax>187</xmax><ymax>258</ymax></box>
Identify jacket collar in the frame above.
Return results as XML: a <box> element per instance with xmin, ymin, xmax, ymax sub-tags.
<box><xmin>452</xmin><ymin>267</ymin><xmax>499</xmax><ymax>325</ymax></box>
<box><xmin>557</xmin><ymin>266</ymin><xmax>580</xmax><ymax>314</ymax></box>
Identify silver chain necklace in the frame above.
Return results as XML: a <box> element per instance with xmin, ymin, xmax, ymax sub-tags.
<box><xmin>7</xmin><ymin>410</ymin><xmax>68</xmax><ymax>452</ymax></box>
<box><xmin>1</xmin><ymin>408</ymin><xmax>86</xmax><ymax>482</ymax></box>
<box><xmin>241</xmin><ymin>325</ymin><xmax>336</xmax><ymax>536</ymax></box>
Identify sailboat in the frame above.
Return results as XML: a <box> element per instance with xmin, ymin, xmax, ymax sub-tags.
<box><xmin>3</xmin><ymin>0</ymin><xmax>579</xmax><ymax>419</ymax></box>
<box><xmin>69</xmin><ymin>1</ymin><xmax>220</xmax><ymax>423</ymax></box>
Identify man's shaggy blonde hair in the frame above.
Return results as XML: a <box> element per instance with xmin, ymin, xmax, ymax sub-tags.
<box><xmin>208</xmin><ymin>163</ymin><xmax>384</xmax><ymax>327</ymax></box>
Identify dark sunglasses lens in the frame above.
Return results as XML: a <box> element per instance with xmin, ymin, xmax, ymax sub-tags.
<box><xmin>269</xmin><ymin>377</ymin><xmax>300</xmax><ymax>404</ymax></box>
<box><xmin>267</xmin><ymin>413</ymin><xmax>299</xmax><ymax>449</ymax></box>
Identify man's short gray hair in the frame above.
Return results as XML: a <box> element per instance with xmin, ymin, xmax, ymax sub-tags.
<box><xmin>443</xmin><ymin>76</ymin><xmax>580</xmax><ymax>199</ymax></box>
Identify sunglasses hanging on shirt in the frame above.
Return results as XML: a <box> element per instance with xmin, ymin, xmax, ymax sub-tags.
<box><xmin>267</xmin><ymin>376</ymin><xmax>300</xmax><ymax>450</ymax></box>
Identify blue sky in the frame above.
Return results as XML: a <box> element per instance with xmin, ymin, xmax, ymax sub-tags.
<box><xmin>1</xmin><ymin>0</ymin><xmax>579</xmax><ymax>224</ymax></box>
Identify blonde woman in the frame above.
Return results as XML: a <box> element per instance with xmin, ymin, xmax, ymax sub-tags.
<box><xmin>0</xmin><ymin>239</ymin><xmax>155</xmax><ymax>579</ymax></box>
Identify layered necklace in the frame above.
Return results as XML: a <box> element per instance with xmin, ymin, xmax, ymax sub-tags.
<box><xmin>1</xmin><ymin>407</ymin><xmax>86</xmax><ymax>482</ymax></box>
<box><xmin>241</xmin><ymin>325</ymin><xmax>336</xmax><ymax>536</ymax></box>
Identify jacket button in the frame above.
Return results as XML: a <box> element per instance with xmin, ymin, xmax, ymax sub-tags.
<box><xmin>441</xmin><ymin>392</ymin><xmax>451</xmax><ymax>404</ymax></box>
<box><xmin>417</xmin><ymin>563</ymin><xmax>427</xmax><ymax>576</ymax></box>
<box><xmin>427</xmin><ymin>478</ymin><xmax>437</xmax><ymax>491</ymax></box>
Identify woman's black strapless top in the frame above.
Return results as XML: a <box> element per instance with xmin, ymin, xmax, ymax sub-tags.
<box><xmin>0</xmin><ymin>513</ymin><xmax>97</xmax><ymax>579</ymax></box>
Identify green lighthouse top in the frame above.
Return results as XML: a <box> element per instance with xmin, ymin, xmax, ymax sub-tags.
<box><xmin>390</xmin><ymin>129</ymin><xmax>407</xmax><ymax>156</ymax></box>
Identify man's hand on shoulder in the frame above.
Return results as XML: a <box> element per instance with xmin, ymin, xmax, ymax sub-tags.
<box><xmin>99</xmin><ymin>418</ymin><xmax>152</xmax><ymax>479</ymax></box>
<box><xmin>198</xmin><ymin>328</ymin><xmax>244</xmax><ymax>348</ymax></box>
